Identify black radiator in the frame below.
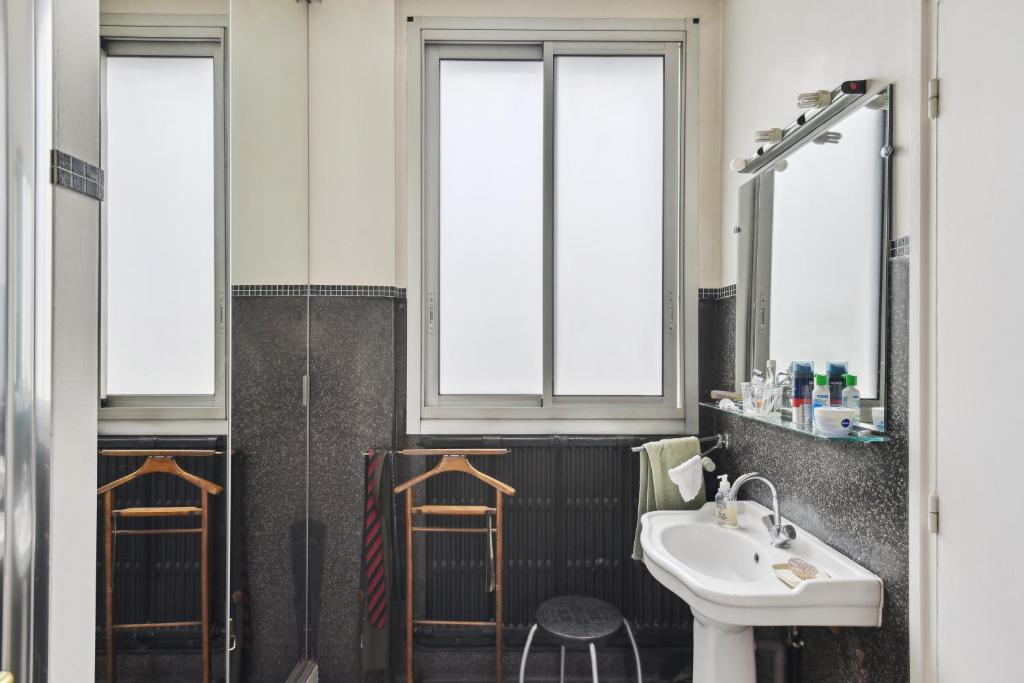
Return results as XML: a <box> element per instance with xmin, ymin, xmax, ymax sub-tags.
<box><xmin>95</xmin><ymin>436</ymin><xmax>229</xmax><ymax>653</ymax></box>
<box><xmin>412</xmin><ymin>437</ymin><xmax>701</xmax><ymax>646</ymax></box>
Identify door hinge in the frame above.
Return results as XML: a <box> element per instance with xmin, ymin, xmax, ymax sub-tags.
<box><xmin>428</xmin><ymin>291</ymin><xmax>437</xmax><ymax>332</ymax></box>
<box><xmin>927</xmin><ymin>491</ymin><xmax>939</xmax><ymax>533</ymax></box>
<box><xmin>302</xmin><ymin>373</ymin><xmax>309</xmax><ymax>407</ymax></box>
<box><xmin>928</xmin><ymin>78</ymin><xmax>940</xmax><ymax>120</ymax></box>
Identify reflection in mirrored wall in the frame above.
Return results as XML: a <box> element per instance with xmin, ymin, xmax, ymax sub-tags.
<box><xmin>737</xmin><ymin>84</ymin><xmax>892</xmax><ymax>410</ymax></box>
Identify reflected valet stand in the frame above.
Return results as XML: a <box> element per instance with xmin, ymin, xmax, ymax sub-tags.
<box><xmin>97</xmin><ymin>449</ymin><xmax>224</xmax><ymax>683</ymax></box>
<box><xmin>395</xmin><ymin>449</ymin><xmax>516</xmax><ymax>681</ymax></box>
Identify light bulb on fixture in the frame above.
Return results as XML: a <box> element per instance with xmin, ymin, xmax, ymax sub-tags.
<box><xmin>754</xmin><ymin>128</ymin><xmax>783</xmax><ymax>144</ymax></box>
<box><xmin>773</xmin><ymin>160</ymin><xmax>789</xmax><ymax>173</ymax></box>
<box><xmin>729</xmin><ymin>158</ymin><xmax>747</xmax><ymax>172</ymax></box>
<box><xmin>797</xmin><ymin>89</ymin><xmax>832</xmax><ymax>109</ymax></box>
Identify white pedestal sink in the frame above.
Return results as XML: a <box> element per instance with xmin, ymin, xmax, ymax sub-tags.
<box><xmin>639</xmin><ymin>502</ymin><xmax>882</xmax><ymax>683</ymax></box>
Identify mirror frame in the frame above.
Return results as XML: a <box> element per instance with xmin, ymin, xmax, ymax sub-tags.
<box><xmin>735</xmin><ymin>83</ymin><xmax>893</xmax><ymax>407</ymax></box>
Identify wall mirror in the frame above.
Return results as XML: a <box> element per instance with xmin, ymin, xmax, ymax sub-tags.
<box><xmin>736</xmin><ymin>83</ymin><xmax>892</xmax><ymax>410</ymax></box>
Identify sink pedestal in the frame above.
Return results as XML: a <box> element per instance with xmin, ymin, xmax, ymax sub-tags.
<box><xmin>691</xmin><ymin>610</ymin><xmax>755</xmax><ymax>683</ymax></box>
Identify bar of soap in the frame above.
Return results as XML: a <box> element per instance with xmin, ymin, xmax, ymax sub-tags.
<box><xmin>787</xmin><ymin>557</ymin><xmax>818</xmax><ymax>580</ymax></box>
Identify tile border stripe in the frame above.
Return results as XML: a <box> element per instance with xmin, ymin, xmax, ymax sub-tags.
<box><xmin>698</xmin><ymin>284</ymin><xmax>736</xmax><ymax>301</ymax></box>
<box><xmin>232</xmin><ymin>284</ymin><xmax>407</xmax><ymax>299</ymax></box>
<box><xmin>889</xmin><ymin>236</ymin><xmax>910</xmax><ymax>258</ymax></box>
<box><xmin>50</xmin><ymin>149</ymin><xmax>104</xmax><ymax>200</ymax></box>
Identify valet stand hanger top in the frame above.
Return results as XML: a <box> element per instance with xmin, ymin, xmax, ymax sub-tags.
<box><xmin>394</xmin><ymin>448</ymin><xmax>515</xmax><ymax>496</ymax></box>
<box><xmin>96</xmin><ymin>450</ymin><xmax>224</xmax><ymax>496</ymax></box>
<box><xmin>394</xmin><ymin>447</ymin><xmax>515</xmax><ymax>683</ymax></box>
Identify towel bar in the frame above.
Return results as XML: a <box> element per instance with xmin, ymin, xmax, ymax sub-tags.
<box><xmin>629</xmin><ymin>433</ymin><xmax>728</xmax><ymax>473</ymax></box>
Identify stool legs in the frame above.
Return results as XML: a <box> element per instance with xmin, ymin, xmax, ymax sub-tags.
<box><xmin>520</xmin><ymin>623</ymin><xmax>642</xmax><ymax>683</ymax></box>
<box><xmin>623</xmin><ymin>619</ymin><xmax>643</xmax><ymax>683</ymax></box>
<box><xmin>519</xmin><ymin>623</ymin><xmax>539</xmax><ymax>683</ymax></box>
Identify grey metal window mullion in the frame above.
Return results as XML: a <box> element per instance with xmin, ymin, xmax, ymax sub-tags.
<box><xmin>422</xmin><ymin>44</ymin><xmax>441</xmax><ymax>408</ymax></box>
<box><xmin>541</xmin><ymin>40</ymin><xmax>555</xmax><ymax>409</ymax></box>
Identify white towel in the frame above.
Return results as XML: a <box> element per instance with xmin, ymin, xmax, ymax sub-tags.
<box><xmin>668</xmin><ymin>455</ymin><xmax>703</xmax><ymax>502</ymax></box>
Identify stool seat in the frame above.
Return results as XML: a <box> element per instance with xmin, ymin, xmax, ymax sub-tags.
<box><xmin>535</xmin><ymin>596</ymin><xmax>624</xmax><ymax>647</ymax></box>
<box><xmin>520</xmin><ymin>595</ymin><xmax>643</xmax><ymax>683</ymax></box>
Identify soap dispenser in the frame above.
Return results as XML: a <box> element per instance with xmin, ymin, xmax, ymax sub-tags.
<box><xmin>716</xmin><ymin>474</ymin><xmax>738</xmax><ymax>528</ymax></box>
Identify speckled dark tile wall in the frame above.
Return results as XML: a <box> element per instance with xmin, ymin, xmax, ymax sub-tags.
<box><xmin>699</xmin><ymin>257</ymin><xmax>910</xmax><ymax>683</ymax></box>
<box><xmin>308</xmin><ymin>297</ymin><xmax>400</xmax><ymax>682</ymax></box>
<box><xmin>233</xmin><ymin>294</ymin><xmax>402</xmax><ymax>683</ymax></box>
<box><xmin>231</xmin><ymin>296</ymin><xmax>310</xmax><ymax>682</ymax></box>
<box><xmin>699</xmin><ymin>293</ymin><xmax>736</xmax><ymax>399</ymax></box>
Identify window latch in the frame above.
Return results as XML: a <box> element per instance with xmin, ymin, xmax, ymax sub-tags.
<box><xmin>667</xmin><ymin>289</ymin><xmax>675</xmax><ymax>331</ymax></box>
<box><xmin>218</xmin><ymin>290</ymin><xmax>225</xmax><ymax>331</ymax></box>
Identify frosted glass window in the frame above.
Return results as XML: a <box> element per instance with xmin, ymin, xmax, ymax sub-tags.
<box><xmin>105</xmin><ymin>57</ymin><xmax>216</xmax><ymax>396</ymax></box>
<box><xmin>438</xmin><ymin>59</ymin><xmax>544</xmax><ymax>395</ymax></box>
<box><xmin>769</xmin><ymin>107</ymin><xmax>884</xmax><ymax>397</ymax></box>
<box><xmin>553</xmin><ymin>56</ymin><xmax>664</xmax><ymax>396</ymax></box>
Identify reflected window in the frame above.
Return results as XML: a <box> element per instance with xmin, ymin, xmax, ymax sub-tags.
<box><xmin>100</xmin><ymin>30</ymin><xmax>226</xmax><ymax>419</ymax></box>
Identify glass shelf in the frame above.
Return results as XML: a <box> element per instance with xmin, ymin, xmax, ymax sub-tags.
<box><xmin>700</xmin><ymin>402</ymin><xmax>890</xmax><ymax>444</ymax></box>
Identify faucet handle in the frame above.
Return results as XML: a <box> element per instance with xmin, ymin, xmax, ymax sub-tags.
<box><xmin>761</xmin><ymin>514</ymin><xmax>797</xmax><ymax>548</ymax></box>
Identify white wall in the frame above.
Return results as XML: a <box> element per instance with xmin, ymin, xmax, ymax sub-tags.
<box><xmin>231</xmin><ymin>0</ymin><xmax>309</xmax><ymax>285</ymax></box>
<box><xmin>49</xmin><ymin>0</ymin><xmax>100</xmax><ymax>676</ymax></box>
<box><xmin>231</xmin><ymin>0</ymin><xmax>724</xmax><ymax>287</ymax></box>
<box><xmin>719</xmin><ymin>0</ymin><xmax>916</xmax><ymax>287</ymax></box>
<box><xmin>309</xmin><ymin>0</ymin><xmax>396</xmax><ymax>286</ymax></box>
<box><xmin>102</xmin><ymin>0</ymin><xmax>225</xmax><ymax>14</ymax></box>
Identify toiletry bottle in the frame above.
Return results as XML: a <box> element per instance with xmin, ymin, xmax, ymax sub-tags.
<box><xmin>842</xmin><ymin>374</ymin><xmax>861</xmax><ymax>415</ymax></box>
<box><xmin>789</xmin><ymin>361</ymin><xmax>814</xmax><ymax>428</ymax></box>
<box><xmin>826</xmin><ymin>361</ymin><xmax>849</xmax><ymax>406</ymax></box>
<box><xmin>716</xmin><ymin>474</ymin><xmax>737</xmax><ymax>528</ymax></box>
<box><xmin>812</xmin><ymin>373</ymin><xmax>830</xmax><ymax>426</ymax></box>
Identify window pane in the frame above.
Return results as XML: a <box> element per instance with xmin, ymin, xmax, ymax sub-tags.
<box><xmin>105</xmin><ymin>57</ymin><xmax>216</xmax><ymax>396</ymax></box>
<box><xmin>438</xmin><ymin>59</ymin><xmax>544</xmax><ymax>395</ymax></box>
<box><xmin>553</xmin><ymin>56</ymin><xmax>664</xmax><ymax>396</ymax></box>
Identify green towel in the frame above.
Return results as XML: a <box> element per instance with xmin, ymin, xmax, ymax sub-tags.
<box><xmin>632</xmin><ymin>437</ymin><xmax>705</xmax><ymax>560</ymax></box>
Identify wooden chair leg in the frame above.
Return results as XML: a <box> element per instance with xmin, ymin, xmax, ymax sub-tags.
<box><xmin>406</xmin><ymin>488</ymin><xmax>414</xmax><ymax>683</ymax></box>
<box><xmin>104</xmin><ymin>490</ymin><xmax>116</xmax><ymax>683</ymax></box>
<box><xmin>201</xmin><ymin>490</ymin><xmax>210</xmax><ymax>683</ymax></box>
<box><xmin>496</xmin><ymin>492</ymin><xmax>504</xmax><ymax>682</ymax></box>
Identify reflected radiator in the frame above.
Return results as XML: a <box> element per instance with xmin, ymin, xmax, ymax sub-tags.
<box><xmin>414</xmin><ymin>438</ymin><xmax>695</xmax><ymax>644</ymax></box>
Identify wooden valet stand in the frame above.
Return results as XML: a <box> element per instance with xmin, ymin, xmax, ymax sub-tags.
<box><xmin>97</xmin><ymin>449</ymin><xmax>224</xmax><ymax>683</ymax></box>
<box><xmin>395</xmin><ymin>449</ymin><xmax>515</xmax><ymax>682</ymax></box>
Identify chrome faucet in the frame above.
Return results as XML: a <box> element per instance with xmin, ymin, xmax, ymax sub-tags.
<box><xmin>730</xmin><ymin>472</ymin><xmax>797</xmax><ymax>548</ymax></box>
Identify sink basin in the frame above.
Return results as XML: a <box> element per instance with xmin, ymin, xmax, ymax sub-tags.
<box><xmin>640</xmin><ymin>501</ymin><xmax>882</xmax><ymax>683</ymax></box>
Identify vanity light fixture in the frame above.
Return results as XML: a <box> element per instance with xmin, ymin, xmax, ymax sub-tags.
<box><xmin>797</xmin><ymin>89</ymin><xmax>832</xmax><ymax>109</ymax></box>
<box><xmin>732</xmin><ymin>80</ymin><xmax>868</xmax><ymax>174</ymax></box>
<box><xmin>754</xmin><ymin>128</ymin><xmax>784</xmax><ymax>144</ymax></box>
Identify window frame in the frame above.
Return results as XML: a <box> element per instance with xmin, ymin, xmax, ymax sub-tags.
<box><xmin>98</xmin><ymin>22</ymin><xmax>228</xmax><ymax>422</ymax></box>
<box><xmin>407</xmin><ymin>18</ymin><xmax>700</xmax><ymax>435</ymax></box>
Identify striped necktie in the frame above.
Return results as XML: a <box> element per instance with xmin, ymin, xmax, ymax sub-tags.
<box><xmin>363</xmin><ymin>449</ymin><xmax>388</xmax><ymax>628</ymax></box>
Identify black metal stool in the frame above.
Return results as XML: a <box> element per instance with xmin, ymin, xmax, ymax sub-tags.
<box><xmin>519</xmin><ymin>596</ymin><xmax>643</xmax><ymax>683</ymax></box>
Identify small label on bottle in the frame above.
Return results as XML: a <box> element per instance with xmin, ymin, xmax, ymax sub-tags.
<box><xmin>716</xmin><ymin>498</ymin><xmax>729</xmax><ymax>524</ymax></box>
